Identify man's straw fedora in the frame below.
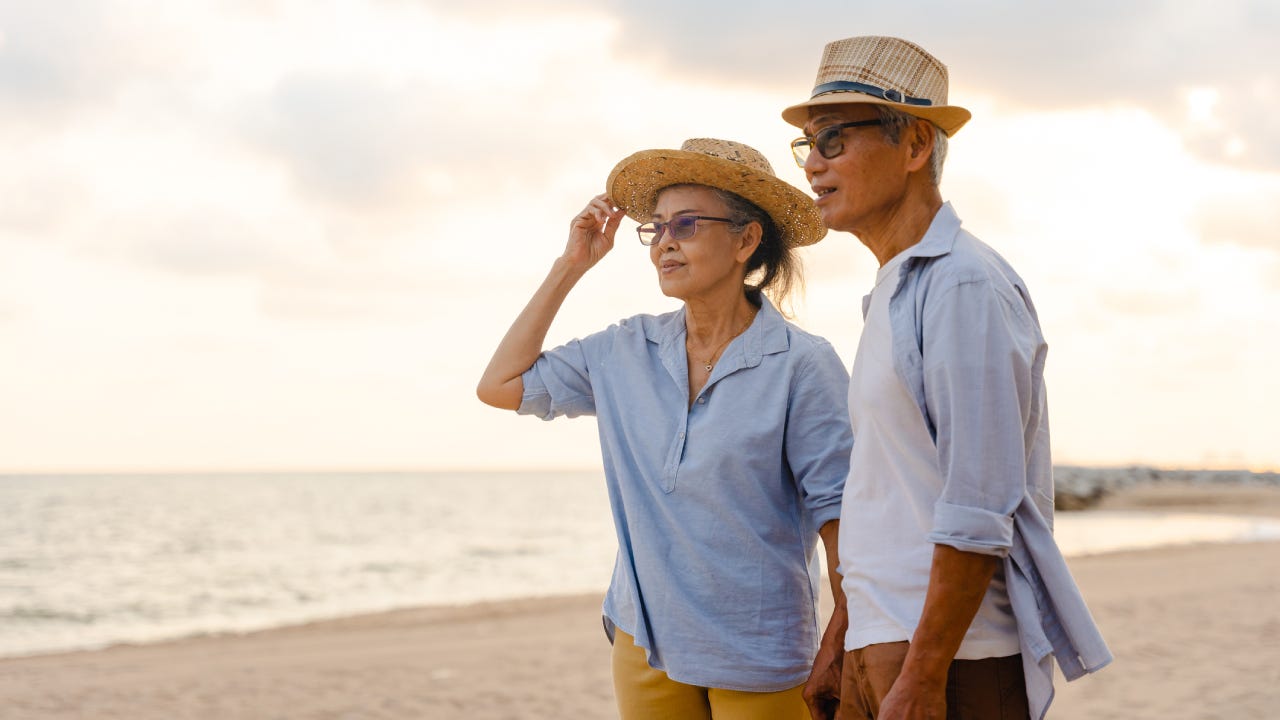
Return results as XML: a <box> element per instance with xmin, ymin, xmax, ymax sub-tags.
<box><xmin>782</xmin><ymin>36</ymin><xmax>971</xmax><ymax>136</ymax></box>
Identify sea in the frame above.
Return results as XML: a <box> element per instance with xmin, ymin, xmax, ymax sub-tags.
<box><xmin>3</xmin><ymin>470</ymin><xmax>1279</xmax><ymax>660</ymax></box>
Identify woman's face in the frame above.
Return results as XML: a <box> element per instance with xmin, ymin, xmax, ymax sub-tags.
<box><xmin>648</xmin><ymin>185</ymin><xmax>756</xmax><ymax>301</ymax></box>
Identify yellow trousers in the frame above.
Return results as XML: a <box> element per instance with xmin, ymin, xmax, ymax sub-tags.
<box><xmin>610</xmin><ymin>629</ymin><xmax>810</xmax><ymax>720</ymax></box>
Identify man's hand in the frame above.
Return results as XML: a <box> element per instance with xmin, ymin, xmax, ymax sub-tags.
<box><xmin>876</xmin><ymin>674</ymin><xmax>946</xmax><ymax>720</ymax></box>
<box><xmin>875</xmin><ymin>544</ymin><xmax>1000</xmax><ymax>719</ymax></box>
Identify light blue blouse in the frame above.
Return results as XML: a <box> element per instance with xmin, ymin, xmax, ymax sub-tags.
<box><xmin>519</xmin><ymin>295</ymin><xmax>852</xmax><ymax>691</ymax></box>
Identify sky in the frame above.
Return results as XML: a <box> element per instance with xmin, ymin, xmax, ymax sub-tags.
<box><xmin>1</xmin><ymin>0</ymin><xmax>1277</xmax><ymax>473</ymax></box>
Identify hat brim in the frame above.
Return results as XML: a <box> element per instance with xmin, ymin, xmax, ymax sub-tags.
<box><xmin>782</xmin><ymin>92</ymin><xmax>971</xmax><ymax>136</ymax></box>
<box><xmin>606</xmin><ymin>150</ymin><xmax>827</xmax><ymax>249</ymax></box>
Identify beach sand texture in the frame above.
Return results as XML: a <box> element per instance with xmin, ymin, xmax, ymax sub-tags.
<box><xmin>1</xmin><ymin>481</ymin><xmax>1277</xmax><ymax>719</ymax></box>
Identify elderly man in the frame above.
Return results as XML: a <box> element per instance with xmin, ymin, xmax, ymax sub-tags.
<box><xmin>783</xmin><ymin>37</ymin><xmax>1111</xmax><ymax>720</ymax></box>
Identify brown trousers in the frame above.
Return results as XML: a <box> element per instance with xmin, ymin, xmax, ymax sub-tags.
<box><xmin>841</xmin><ymin>641</ymin><xmax>1030</xmax><ymax>720</ymax></box>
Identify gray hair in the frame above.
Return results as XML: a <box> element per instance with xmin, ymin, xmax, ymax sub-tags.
<box><xmin>872</xmin><ymin>105</ymin><xmax>948</xmax><ymax>186</ymax></box>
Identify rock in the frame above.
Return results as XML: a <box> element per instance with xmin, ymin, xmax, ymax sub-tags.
<box><xmin>1051</xmin><ymin>465</ymin><xmax>1280</xmax><ymax>511</ymax></box>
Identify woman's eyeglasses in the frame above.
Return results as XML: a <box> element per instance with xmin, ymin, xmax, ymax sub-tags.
<box><xmin>637</xmin><ymin>215</ymin><xmax>738</xmax><ymax>246</ymax></box>
<box><xmin>790</xmin><ymin>119</ymin><xmax>884</xmax><ymax>166</ymax></box>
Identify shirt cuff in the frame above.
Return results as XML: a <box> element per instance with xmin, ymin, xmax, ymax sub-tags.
<box><xmin>809</xmin><ymin>501</ymin><xmax>842</xmax><ymax>530</ymax></box>
<box><xmin>927</xmin><ymin>501</ymin><xmax>1015</xmax><ymax>557</ymax></box>
<box><xmin>515</xmin><ymin>366</ymin><xmax>551</xmax><ymax>418</ymax></box>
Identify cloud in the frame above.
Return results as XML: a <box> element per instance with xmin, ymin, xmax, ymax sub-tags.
<box><xmin>120</xmin><ymin>210</ymin><xmax>283</xmax><ymax>277</ymax></box>
<box><xmin>256</xmin><ymin>262</ymin><xmax>430</xmax><ymax>321</ymax></box>
<box><xmin>1267</xmin><ymin>257</ymin><xmax>1280</xmax><ymax>291</ymax></box>
<box><xmin>227</xmin><ymin>5</ymin><xmax>643</xmax><ymax>222</ymax></box>
<box><xmin>1191</xmin><ymin>182</ymin><xmax>1280</xmax><ymax>253</ymax></box>
<box><xmin>1096</xmin><ymin>288</ymin><xmax>1195</xmax><ymax>318</ymax></box>
<box><xmin>87</xmin><ymin>202</ymin><xmax>446</xmax><ymax>321</ymax></box>
<box><xmin>465</xmin><ymin>0</ymin><xmax>1280</xmax><ymax>169</ymax></box>
<box><xmin>236</xmin><ymin>72</ymin><xmax>439</xmax><ymax>212</ymax></box>
<box><xmin>0</xmin><ymin>1</ymin><xmax>180</xmax><ymax>124</ymax></box>
<box><xmin>542</xmin><ymin>1</ymin><xmax>1269</xmax><ymax>98</ymax></box>
<box><xmin>0</xmin><ymin>168</ymin><xmax>89</xmax><ymax>236</ymax></box>
<box><xmin>0</xmin><ymin>2</ymin><xmax>109</xmax><ymax>112</ymax></box>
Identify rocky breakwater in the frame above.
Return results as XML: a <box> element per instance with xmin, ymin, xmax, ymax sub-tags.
<box><xmin>1053</xmin><ymin>466</ymin><xmax>1280</xmax><ymax>510</ymax></box>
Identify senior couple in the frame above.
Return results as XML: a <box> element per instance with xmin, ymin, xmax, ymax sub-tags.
<box><xmin>477</xmin><ymin>36</ymin><xmax>1111</xmax><ymax>720</ymax></box>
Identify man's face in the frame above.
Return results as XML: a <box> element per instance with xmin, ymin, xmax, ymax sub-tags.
<box><xmin>802</xmin><ymin>104</ymin><xmax>911</xmax><ymax>236</ymax></box>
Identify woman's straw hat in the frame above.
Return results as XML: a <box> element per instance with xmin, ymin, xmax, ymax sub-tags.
<box><xmin>782</xmin><ymin>36</ymin><xmax>971</xmax><ymax>136</ymax></box>
<box><xmin>606</xmin><ymin>138</ymin><xmax>826</xmax><ymax>248</ymax></box>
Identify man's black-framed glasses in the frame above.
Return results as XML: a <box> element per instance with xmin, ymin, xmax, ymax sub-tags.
<box><xmin>790</xmin><ymin>119</ymin><xmax>884</xmax><ymax>166</ymax></box>
<box><xmin>637</xmin><ymin>215</ymin><xmax>737</xmax><ymax>246</ymax></box>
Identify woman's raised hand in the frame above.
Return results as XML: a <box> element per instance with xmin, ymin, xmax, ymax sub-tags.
<box><xmin>477</xmin><ymin>194</ymin><xmax>625</xmax><ymax>410</ymax></box>
<box><xmin>563</xmin><ymin>194</ymin><xmax>626</xmax><ymax>273</ymax></box>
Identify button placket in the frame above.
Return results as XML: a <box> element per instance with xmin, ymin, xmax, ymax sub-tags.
<box><xmin>662</xmin><ymin>425</ymin><xmax>688</xmax><ymax>493</ymax></box>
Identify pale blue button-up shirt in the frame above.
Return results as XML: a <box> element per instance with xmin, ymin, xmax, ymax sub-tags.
<box><xmin>519</xmin><ymin>295</ymin><xmax>852</xmax><ymax>691</ymax></box>
<box><xmin>872</xmin><ymin>203</ymin><xmax>1112</xmax><ymax>719</ymax></box>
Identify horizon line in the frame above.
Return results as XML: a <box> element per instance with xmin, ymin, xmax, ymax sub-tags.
<box><xmin>1</xmin><ymin>463</ymin><xmax>1277</xmax><ymax>477</ymax></box>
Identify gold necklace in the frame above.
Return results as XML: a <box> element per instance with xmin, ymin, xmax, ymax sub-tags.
<box><xmin>687</xmin><ymin>310</ymin><xmax>756</xmax><ymax>373</ymax></box>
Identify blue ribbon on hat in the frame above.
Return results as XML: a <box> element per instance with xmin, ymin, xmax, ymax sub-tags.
<box><xmin>811</xmin><ymin>80</ymin><xmax>933</xmax><ymax>106</ymax></box>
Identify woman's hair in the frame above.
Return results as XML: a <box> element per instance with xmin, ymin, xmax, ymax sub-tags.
<box><xmin>873</xmin><ymin>105</ymin><xmax>948</xmax><ymax>186</ymax></box>
<box><xmin>707</xmin><ymin>187</ymin><xmax>803</xmax><ymax>312</ymax></box>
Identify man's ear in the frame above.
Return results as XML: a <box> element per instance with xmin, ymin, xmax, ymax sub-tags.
<box><xmin>905</xmin><ymin>119</ymin><xmax>935</xmax><ymax>173</ymax></box>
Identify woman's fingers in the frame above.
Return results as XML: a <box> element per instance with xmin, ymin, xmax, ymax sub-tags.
<box><xmin>582</xmin><ymin>195</ymin><xmax>619</xmax><ymax>224</ymax></box>
<box><xmin>572</xmin><ymin>195</ymin><xmax>624</xmax><ymax>234</ymax></box>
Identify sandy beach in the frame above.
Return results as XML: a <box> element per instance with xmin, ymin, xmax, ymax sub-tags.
<box><xmin>2</xmin><ymin>480</ymin><xmax>1278</xmax><ymax>719</ymax></box>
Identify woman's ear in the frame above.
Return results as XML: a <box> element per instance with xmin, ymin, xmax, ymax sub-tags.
<box><xmin>736</xmin><ymin>221</ymin><xmax>763</xmax><ymax>264</ymax></box>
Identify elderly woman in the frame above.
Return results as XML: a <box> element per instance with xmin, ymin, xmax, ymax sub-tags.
<box><xmin>476</xmin><ymin>139</ymin><xmax>852</xmax><ymax>719</ymax></box>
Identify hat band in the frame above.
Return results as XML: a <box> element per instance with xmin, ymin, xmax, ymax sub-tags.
<box><xmin>811</xmin><ymin>80</ymin><xmax>934</xmax><ymax>107</ymax></box>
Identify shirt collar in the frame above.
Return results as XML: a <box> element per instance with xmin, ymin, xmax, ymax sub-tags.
<box><xmin>899</xmin><ymin>201</ymin><xmax>962</xmax><ymax>264</ymax></box>
<box><xmin>862</xmin><ymin>202</ymin><xmax>963</xmax><ymax>318</ymax></box>
<box><xmin>650</xmin><ymin>292</ymin><xmax>790</xmax><ymax>371</ymax></box>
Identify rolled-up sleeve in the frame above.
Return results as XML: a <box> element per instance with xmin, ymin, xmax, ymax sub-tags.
<box><xmin>785</xmin><ymin>341</ymin><xmax>853</xmax><ymax>529</ymax></box>
<box><xmin>922</xmin><ymin>279</ymin><xmax>1039</xmax><ymax>557</ymax></box>
<box><xmin>517</xmin><ymin>337</ymin><xmax>598</xmax><ymax>421</ymax></box>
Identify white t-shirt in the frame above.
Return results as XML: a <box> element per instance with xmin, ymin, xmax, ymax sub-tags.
<box><xmin>840</xmin><ymin>251</ymin><xmax>1020</xmax><ymax>659</ymax></box>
